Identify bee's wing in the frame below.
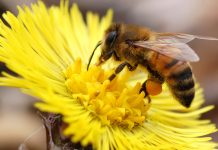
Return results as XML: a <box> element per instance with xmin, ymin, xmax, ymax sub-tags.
<box><xmin>156</xmin><ymin>33</ymin><xmax>218</xmax><ymax>43</ymax></box>
<box><xmin>134</xmin><ymin>41</ymin><xmax>199</xmax><ymax>62</ymax></box>
<box><xmin>134</xmin><ymin>33</ymin><xmax>218</xmax><ymax>62</ymax></box>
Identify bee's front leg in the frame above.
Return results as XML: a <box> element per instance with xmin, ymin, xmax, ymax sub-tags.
<box><xmin>109</xmin><ymin>62</ymin><xmax>138</xmax><ymax>81</ymax></box>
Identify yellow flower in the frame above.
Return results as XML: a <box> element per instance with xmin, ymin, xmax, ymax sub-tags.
<box><xmin>0</xmin><ymin>1</ymin><xmax>217</xmax><ymax>150</ymax></box>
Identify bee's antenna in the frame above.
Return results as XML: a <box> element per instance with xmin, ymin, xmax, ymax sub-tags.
<box><xmin>87</xmin><ymin>41</ymin><xmax>102</xmax><ymax>70</ymax></box>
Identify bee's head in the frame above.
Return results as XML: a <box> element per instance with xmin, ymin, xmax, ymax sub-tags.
<box><xmin>99</xmin><ymin>32</ymin><xmax>117</xmax><ymax>62</ymax></box>
<box><xmin>87</xmin><ymin>24</ymin><xmax>120</xmax><ymax>70</ymax></box>
<box><xmin>98</xmin><ymin>24</ymin><xmax>120</xmax><ymax>64</ymax></box>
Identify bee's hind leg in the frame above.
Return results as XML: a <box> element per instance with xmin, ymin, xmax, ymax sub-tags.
<box><xmin>109</xmin><ymin>62</ymin><xmax>138</xmax><ymax>81</ymax></box>
<box><xmin>140</xmin><ymin>79</ymin><xmax>163</xmax><ymax>103</ymax></box>
<box><xmin>139</xmin><ymin>81</ymin><xmax>151</xmax><ymax>103</ymax></box>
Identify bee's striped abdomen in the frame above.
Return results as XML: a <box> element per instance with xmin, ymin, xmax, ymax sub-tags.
<box><xmin>165</xmin><ymin>60</ymin><xmax>195</xmax><ymax>107</ymax></box>
<box><xmin>148</xmin><ymin>53</ymin><xmax>195</xmax><ymax>108</ymax></box>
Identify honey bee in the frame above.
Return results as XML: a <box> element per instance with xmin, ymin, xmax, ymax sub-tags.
<box><xmin>87</xmin><ymin>24</ymin><xmax>218</xmax><ymax>108</ymax></box>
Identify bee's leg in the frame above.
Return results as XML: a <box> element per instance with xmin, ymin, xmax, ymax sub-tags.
<box><xmin>140</xmin><ymin>78</ymin><xmax>163</xmax><ymax>102</ymax></box>
<box><xmin>100</xmin><ymin>50</ymin><xmax>115</xmax><ymax>62</ymax></box>
<box><xmin>97</xmin><ymin>50</ymin><xmax>121</xmax><ymax>66</ymax></box>
<box><xmin>109</xmin><ymin>62</ymin><xmax>138</xmax><ymax>81</ymax></box>
<box><xmin>139</xmin><ymin>81</ymin><xmax>151</xmax><ymax>103</ymax></box>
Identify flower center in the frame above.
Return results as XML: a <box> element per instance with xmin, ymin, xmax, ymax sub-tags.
<box><xmin>64</xmin><ymin>59</ymin><xmax>150</xmax><ymax>129</ymax></box>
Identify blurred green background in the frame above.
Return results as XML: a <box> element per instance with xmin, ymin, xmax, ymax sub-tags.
<box><xmin>0</xmin><ymin>0</ymin><xmax>217</xmax><ymax>149</ymax></box>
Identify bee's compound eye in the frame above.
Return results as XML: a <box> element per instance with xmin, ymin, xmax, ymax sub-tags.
<box><xmin>106</xmin><ymin>31</ymin><xmax>117</xmax><ymax>46</ymax></box>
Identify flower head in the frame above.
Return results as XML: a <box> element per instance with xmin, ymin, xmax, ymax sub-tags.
<box><xmin>0</xmin><ymin>1</ymin><xmax>217</xmax><ymax>150</ymax></box>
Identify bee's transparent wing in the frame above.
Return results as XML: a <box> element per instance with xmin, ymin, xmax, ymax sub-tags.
<box><xmin>134</xmin><ymin>33</ymin><xmax>218</xmax><ymax>62</ymax></box>
<box><xmin>156</xmin><ymin>33</ymin><xmax>218</xmax><ymax>43</ymax></box>
<box><xmin>134</xmin><ymin>41</ymin><xmax>199</xmax><ymax>62</ymax></box>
